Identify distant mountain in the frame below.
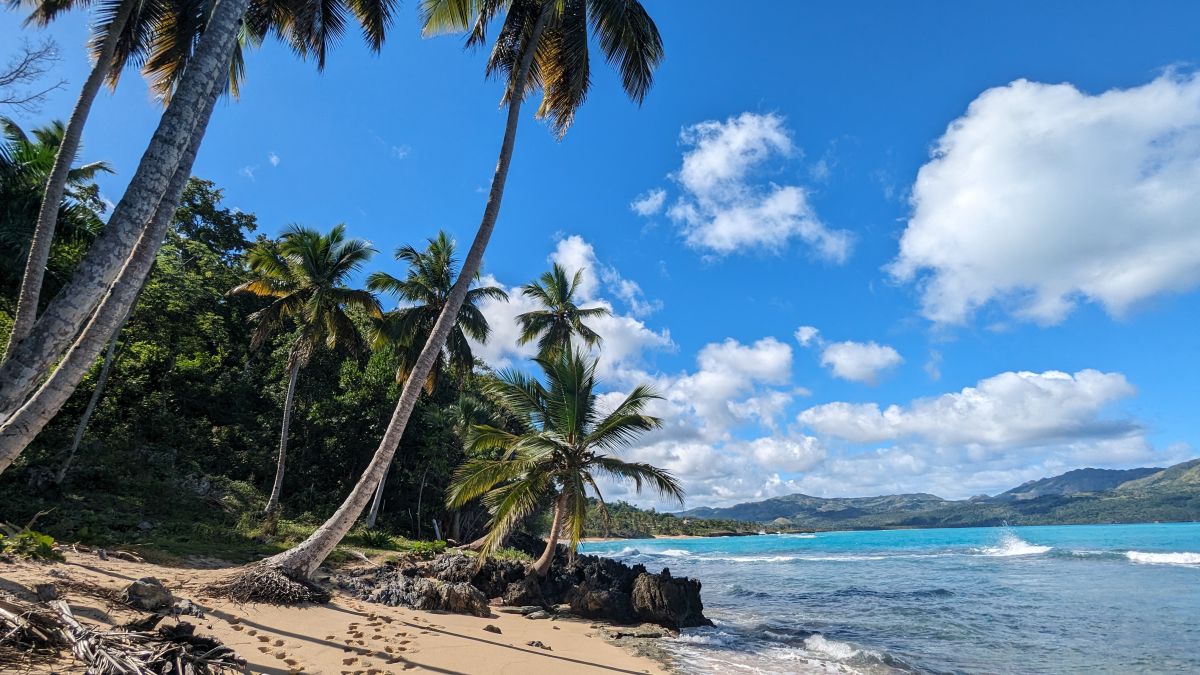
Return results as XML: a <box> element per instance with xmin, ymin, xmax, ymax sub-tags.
<box><xmin>1117</xmin><ymin>459</ymin><xmax>1200</xmax><ymax>492</ymax></box>
<box><xmin>680</xmin><ymin>459</ymin><xmax>1200</xmax><ymax>531</ymax></box>
<box><xmin>996</xmin><ymin>467</ymin><xmax>1162</xmax><ymax>501</ymax></box>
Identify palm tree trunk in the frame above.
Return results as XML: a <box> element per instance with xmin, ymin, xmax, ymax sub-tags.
<box><xmin>0</xmin><ymin>0</ymin><xmax>250</xmax><ymax>420</ymax></box>
<box><xmin>0</xmin><ymin>28</ymin><xmax>237</xmax><ymax>473</ymax></box>
<box><xmin>4</xmin><ymin>0</ymin><xmax>137</xmax><ymax>359</ymax></box>
<box><xmin>532</xmin><ymin>493</ymin><xmax>566</xmax><ymax>576</ymax></box>
<box><xmin>264</xmin><ymin>360</ymin><xmax>300</xmax><ymax>514</ymax></box>
<box><xmin>54</xmin><ymin>304</ymin><xmax>130</xmax><ymax>486</ymax></box>
<box><xmin>260</xmin><ymin>6</ymin><xmax>552</xmax><ymax>579</ymax></box>
<box><xmin>365</xmin><ymin>466</ymin><xmax>388</xmax><ymax>528</ymax></box>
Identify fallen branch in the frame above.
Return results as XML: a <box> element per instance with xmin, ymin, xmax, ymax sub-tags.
<box><xmin>0</xmin><ymin>589</ymin><xmax>245</xmax><ymax>674</ymax></box>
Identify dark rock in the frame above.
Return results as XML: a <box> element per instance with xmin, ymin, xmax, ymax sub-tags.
<box><xmin>525</xmin><ymin>640</ymin><xmax>551</xmax><ymax>650</ymax></box>
<box><xmin>631</xmin><ymin>569</ymin><xmax>710</xmax><ymax>630</ymax></box>
<box><xmin>501</xmin><ymin>576</ymin><xmax>544</xmax><ymax>607</ymax></box>
<box><xmin>334</xmin><ymin>567</ymin><xmax>489</xmax><ymax>617</ymax></box>
<box><xmin>483</xmin><ymin>624</ymin><xmax>502</xmax><ymax>634</ymax></box>
<box><xmin>122</xmin><ymin>577</ymin><xmax>174</xmax><ymax>611</ymax></box>
<box><xmin>429</xmin><ymin>554</ymin><xmax>525</xmax><ymax>598</ymax></box>
<box><xmin>525</xmin><ymin>610</ymin><xmax>551</xmax><ymax>620</ymax></box>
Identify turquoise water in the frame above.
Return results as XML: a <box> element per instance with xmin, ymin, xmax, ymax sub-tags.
<box><xmin>580</xmin><ymin>523</ymin><xmax>1200</xmax><ymax>674</ymax></box>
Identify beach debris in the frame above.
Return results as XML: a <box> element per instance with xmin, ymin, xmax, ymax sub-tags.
<box><xmin>121</xmin><ymin>577</ymin><xmax>174</xmax><ymax>610</ymax></box>
<box><xmin>0</xmin><ymin>588</ymin><xmax>245</xmax><ymax>673</ymax></box>
<box><xmin>482</xmin><ymin>624</ymin><xmax>502</xmax><ymax>634</ymax></box>
<box><xmin>525</xmin><ymin>640</ymin><xmax>552</xmax><ymax>650</ymax></box>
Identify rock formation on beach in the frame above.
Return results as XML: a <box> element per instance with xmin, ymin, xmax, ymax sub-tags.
<box><xmin>334</xmin><ymin>536</ymin><xmax>711</xmax><ymax>630</ymax></box>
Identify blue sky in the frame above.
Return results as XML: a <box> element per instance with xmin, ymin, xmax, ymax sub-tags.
<box><xmin>5</xmin><ymin>1</ymin><xmax>1200</xmax><ymax>507</ymax></box>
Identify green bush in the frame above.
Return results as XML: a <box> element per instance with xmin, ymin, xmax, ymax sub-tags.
<box><xmin>355</xmin><ymin>529</ymin><xmax>399</xmax><ymax>550</ymax></box>
<box><xmin>0</xmin><ymin>530</ymin><xmax>64</xmax><ymax>561</ymax></box>
<box><xmin>399</xmin><ymin>539</ymin><xmax>446</xmax><ymax>559</ymax></box>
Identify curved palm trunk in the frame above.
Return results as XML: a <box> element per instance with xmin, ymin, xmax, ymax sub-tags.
<box><xmin>261</xmin><ymin>8</ymin><xmax>551</xmax><ymax>579</ymax></box>
<box><xmin>532</xmin><ymin>492</ymin><xmax>566</xmax><ymax>576</ymax></box>
<box><xmin>0</xmin><ymin>28</ymin><xmax>237</xmax><ymax>472</ymax></box>
<box><xmin>264</xmin><ymin>361</ymin><xmax>301</xmax><ymax>514</ymax></box>
<box><xmin>0</xmin><ymin>0</ymin><xmax>250</xmax><ymax>419</ymax></box>
<box><xmin>54</xmin><ymin>304</ymin><xmax>130</xmax><ymax>486</ymax></box>
<box><xmin>4</xmin><ymin>0</ymin><xmax>137</xmax><ymax>359</ymax></box>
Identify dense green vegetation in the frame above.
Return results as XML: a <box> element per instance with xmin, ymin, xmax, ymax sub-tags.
<box><xmin>581</xmin><ymin>500</ymin><xmax>761</xmax><ymax>538</ymax></box>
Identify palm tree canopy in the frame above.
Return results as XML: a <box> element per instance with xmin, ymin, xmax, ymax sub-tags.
<box><xmin>366</xmin><ymin>230</ymin><xmax>508</xmax><ymax>390</ymax></box>
<box><xmin>516</xmin><ymin>262</ymin><xmax>609</xmax><ymax>358</ymax></box>
<box><xmin>11</xmin><ymin>0</ymin><xmax>399</xmax><ymax>102</ymax></box>
<box><xmin>447</xmin><ymin>349</ymin><xmax>682</xmax><ymax>557</ymax></box>
<box><xmin>420</xmin><ymin>0</ymin><xmax>664</xmax><ymax>137</ymax></box>
<box><xmin>230</xmin><ymin>223</ymin><xmax>381</xmax><ymax>368</ymax></box>
<box><xmin>0</xmin><ymin>117</ymin><xmax>112</xmax><ymax>301</ymax></box>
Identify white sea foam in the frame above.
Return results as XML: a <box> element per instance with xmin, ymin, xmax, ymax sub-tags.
<box><xmin>657</xmin><ymin>549</ymin><xmax>691</xmax><ymax>557</ymax></box>
<box><xmin>803</xmin><ymin>634</ymin><xmax>861</xmax><ymax>660</ymax></box>
<box><xmin>977</xmin><ymin>531</ymin><xmax>1051</xmax><ymax>557</ymax></box>
<box><xmin>1125</xmin><ymin>551</ymin><xmax>1200</xmax><ymax>566</ymax></box>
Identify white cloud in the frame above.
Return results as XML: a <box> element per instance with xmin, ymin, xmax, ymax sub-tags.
<box><xmin>819</xmin><ymin>341</ymin><xmax>903</xmax><ymax>385</ymax></box>
<box><xmin>747</xmin><ymin>436</ymin><xmax>826</xmax><ymax>472</ymax></box>
<box><xmin>794</xmin><ymin>325</ymin><xmax>820</xmax><ymax>347</ymax></box>
<box><xmin>798</xmin><ymin>369</ymin><xmax>1137</xmax><ymax>447</ymax></box>
<box><xmin>794</xmin><ymin>326</ymin><xmax>903</xmax><ymax>384</ymax></box>
<box><xmin>268</xmin><ymin>151</ymin><xmax>280</xmax><ymax>167</ymax></box>
<box><xmin>891</xmin><ymin>72</ymin><xmax>1200</xmax><ymax>325</ymax></box>
<box><xmin>238</xmin><ymin>165</ymin><xmax>257</xmax><ymax>180</ymax></box>
<box><xmin>550</xmin><ymin>235</ymin><xmax>661</xmax><ymax>317</ymax></box>
<box><xmin>641</xmin><ymin>112</ymin><xmax>851</xmax><ymax>259</ymax></box>
<box><xmin>630</xmin><ymin>188</ymin><xmax>666</xmax><ymax>216</ymax></box>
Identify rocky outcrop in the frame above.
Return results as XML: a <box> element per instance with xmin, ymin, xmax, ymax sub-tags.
<box><xmin>332</xmin><ymin>538</ymin><xmax>710</xmax><ymax>629</ymax></box>
<box><xmin>334</xmin><ymin>565</ymin><xmax>490</xmax><ymax>617</ymax></box>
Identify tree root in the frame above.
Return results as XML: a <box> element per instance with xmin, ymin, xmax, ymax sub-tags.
<box><xmin>201</xmin><ymin>563</ymin><xmax>331</xmax><ymax>605</ymax></box>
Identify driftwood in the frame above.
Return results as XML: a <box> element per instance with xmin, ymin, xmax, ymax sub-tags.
<box><xmin>0</xmin><ymin>589</ymin><xmax>245</xmax><ymax>674</ymax></box>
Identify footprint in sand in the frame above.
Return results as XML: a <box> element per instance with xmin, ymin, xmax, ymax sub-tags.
<box><xmin>343</xmin><ymin>657</ymin><xmax>358</xmax><ymax>666</ymax></box>
<box><xmin>231</xmin><ymin>625</ymin><xmax>245</xmax><ymax>632</ymax></box>
<box><xmin>273</xmin><ymin>639</ymin><xmax>285</xmax><ymax>647</ymax></box>
<box><xmin>326</xmin><ymin>635</ymin><xmax>337</xmax><ymax>640</ymax></box>
<box><xmin>257</xmin><ymin>635</ymin><xmax>271</xmax><ymax>642</ymax></box>
<box><xmin>257</xmin><ymin>646</ymin><xmax>272</xmax><ymax>654</ymax></box>
<box><xmin>247</xmin><ymin>629</ymin><xmax>258</xmax><ymax>636</ymax></box>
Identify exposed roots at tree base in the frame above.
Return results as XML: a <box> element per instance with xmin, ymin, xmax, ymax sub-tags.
<box><xmin>202</xmin><ymin>563</ymin><xmax>331</xmax><ymax>605</ymax></box>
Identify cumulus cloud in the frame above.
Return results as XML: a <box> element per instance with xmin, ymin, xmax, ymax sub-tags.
<box><xmin>891</xmin><ymin>72</ymin><xmax>1200</xmax><ymax>325</ymax></box>
<box><xmin>798</xmin><ymin>369</ymin><xmax>1137</xmax><ymax>447</ymax></box>
<box><xmin>630</xmin><ymin>188</ymin><xmax>666</xmax><ymax>216</ymax></box>
<box><xmin>634</xmin><ymin>112</ymin><xmax>852</xmax><ymax>259</ymax></box>
<box><xmin>819</xmin><ymin>341</ymin><xmax>903</xmax><ymax>385</ymax></box>
<box><xmin>550</xmin><ymin>235</ymin><xmax>661</xmax><ymax>316</ymax></box>
<box><xmin>268</xmin><ymin>151</ymin><xmax>280</xmax><ymax>167</ymax></box>
<box><xmin>794</xmin><ymin>326</ymin><xmax>902</xmax><ymax>384</ymax></box>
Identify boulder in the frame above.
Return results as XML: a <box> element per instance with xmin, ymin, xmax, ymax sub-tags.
<box><xmin>122</xmin><ymin>577</ymin><xmax>174</xmax><ymax>611</ymax></box>
<box><xmin>335</xmin><ymin>567</ymin><xmax>489</xmax><ymax>617</ymax></box>
<box><xmin>631</xmin><ymin>568</ymin><xmax>711</xmax><ymax>630</ymax></box>
<box><xmin>483</xmin><ymin>624</ymin><xmax>502</xmax><ymax>634</ymax></box>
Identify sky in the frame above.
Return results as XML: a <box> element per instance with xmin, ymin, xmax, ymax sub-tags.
<box><xmin>4</xmin><ymin>1</ymin><xmax>1200</xmax><ymax>509</ymax></box>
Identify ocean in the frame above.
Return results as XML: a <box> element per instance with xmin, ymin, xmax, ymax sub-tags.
<box><xmin>579</xmin><ymin>523</ymin><xmax>1200</xmax><ymax>674</ymax></box>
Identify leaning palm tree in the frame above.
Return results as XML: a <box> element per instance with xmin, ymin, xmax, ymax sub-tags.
<box><xmin>212</xmin><ymin>0</ymin><xmax>663</xmax><ymax>593</ymax></box>
<box><xmin>449</xmin><ymin>349</ymin><xmax>683</xmax><ymax>576</ymax></box>
<box><xmin>0</xmin><ymin>0</ymin><xmax>398</xmax><ymax>431</ymax></box>
<box><xmin>517</xmin><ymin>262</ymin><xmax>609</xmax><ymax>359</ymax></box>
<box><xmin>230</xmin><ymin>224</ymin><xmax>381</xmax><ymax>514</ymax></box>
<box><xmin>362</xmin><ymin>230</ymin><xmax>507</xmax><ymax>527</ymax></box>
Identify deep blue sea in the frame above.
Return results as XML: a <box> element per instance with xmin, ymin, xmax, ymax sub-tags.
<box><xmin>580</xmin><ymin>523</ymin><xmax>1200</xmax><ymax>674</ymax></box>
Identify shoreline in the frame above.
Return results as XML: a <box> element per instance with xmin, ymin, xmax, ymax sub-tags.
<box><xmin>0</xmin><ymin>552</ymin><xmax>671</xmax><ymax>674</ymax></box>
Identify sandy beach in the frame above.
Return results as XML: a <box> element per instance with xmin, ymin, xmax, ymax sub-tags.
<box><xmin>0</xmin><ymin>552</ymin><xmax>668</xmax><ymax>675</ymax></box>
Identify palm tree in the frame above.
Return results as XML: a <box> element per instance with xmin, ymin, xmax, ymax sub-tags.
<box><xmin>230</xmin><ymin>224</ymin><xmax>381</xmax><ymax>514</ymax></box>
<box><xmin>245</xmin><ymin>0</ymin><xmax>664</xmax><ymax>585</ymax></box>
<box><xmin>449</xmin><ymin>349</ymin><xmax>683</xmax><ymax>575</ymax></box>
<box><xmin>517</xmin><ymin>262</ymin><xmax>609</xmax><ymax>358</ymax></box>
<box><xmin>0</xmin><ymin>0</ymin><xmax>398</xmax><ymax>418</ymax></box>
<box><xmin>362</xmin><ymin>230</ymin><xmax>508</xmax><ymax>527</ymax></box>
<box><xmin>0</xmin><ymin>118</ymin><xmax>111</xmax><ymax>305</ymax></box>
